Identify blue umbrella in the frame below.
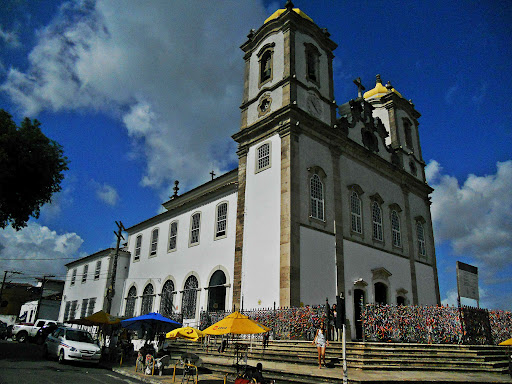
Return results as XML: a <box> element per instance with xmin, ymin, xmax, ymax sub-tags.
<box><xmin>121</xmin><ymin>312</ymin><xmax>182</xmax><ymax>333</ymax></box>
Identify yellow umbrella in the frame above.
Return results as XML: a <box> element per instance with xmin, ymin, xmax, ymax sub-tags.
<box><xmin>68</xmin><ymin>310</ymin><xmax>120</xmax><ymax>326</ymax></box>
<box><xmin>166</xmin><ymin>327</ymin><xmax>205</xmax><ymax>341</ymax></box>
<box><xmin>202</xmin><ymin>311</ymin><xmax>270</xmax><ymax>335</ymax></box>
<box><xmin>498</xmin><ymin>337</ymin><xmax>512</xmax><ymax>345</ymax></box>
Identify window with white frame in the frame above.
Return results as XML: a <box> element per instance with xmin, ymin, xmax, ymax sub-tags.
<box><xmin>255</xmin><ymin>142</ymin><xmax>271</xmax><ymax>173</ymax></box>
<box><xmin>391</xmin><ymin>210</ymin><xmax>402</xmax><ymax>247</ymax></box>
<box><xmin>150</xmin><ymin>228</ymin><xmax>159</xmax><ymax>256</ymax></box>
<box><xmin>417</xmin><ymin>222</ymin><xmax>426</xmax><ymax>258</ymax></box>
<box><xmin>69</xmin><ymin>300</ymin><xmax>77</xmax><ymax>320</ymax></box>
<box><xmin>182</xmin><ymin>275</ymin><xmax>199</xmax><ymax>319</ymax></box>
<box><xmin>350</xmin><ymin>191</ymin><xmax>362</xmax><ymax>234</ymax></box>
<box><xmin>87</xmin><ymin>298</ymin><xmax>96</xmax><ymax>316</ymax></box>
<box><xmin>215</xmin><ymin>202</ymin><xmax>228</xmax><ymax>239</ymax></box>
<box><xmin>81</xmin><ymin>298</ymin><xmax>88</xmax><ymax>318</ymax></box>
<box><xmin>63</xmin><ymin>301</ymin><xmax>71</xmax><ymax>321</ymax></box>
<box><xmin>82</xmin><ymin>264</ymin><xmax>88</xmax><ymax>283</ymax></box>
<box><xmin>310</xmin><ymin>174</ymin><xmax>325</xmax><ymax>220</ymax></box>
<box><xmin>125</xmin><ymin>286</ymin><xmax>137</xmax><ymax>318</ymax></box>
<box><xmin>94</xmin><ymin>260</ymin><xmax>101</xmax><ymax>280</ymax></box>
<box><xmin>189</xmin><ymin>213</ymin><xmax>201</xmax><ymax>246</ymax></box>
<box><xmin>160</xmin><ymin>280</ymin><xmax>175</xmax><ymax>317</ymax></box>
<box><xmin>372</xmin><ymin>201</ymin><xmax>383</xmax><ymax>241</ymax></box>
<box><xmin>134</xmin><ymin>235</ymin><xmax>142</xmax><ymax>261</ymax></box>
<box><xmin>71</xmin><ymin>269</ymin><xmax>77</xmax><ymax>286</ymax></box>
<box><xmin>141</xmin><ymin>284</ymin><xmax>154</xmax><ymax>315</ymax></box>
<box><xmin>168</xmin><ymin>221</ymin><xmax>178</xmax><ymax>251</ymax></box>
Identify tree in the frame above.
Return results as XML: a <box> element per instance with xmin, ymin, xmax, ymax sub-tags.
<box><xmin>0</xmin><ymin>109</ymin><xmax>69</xmax><ymax>230</ymax></box>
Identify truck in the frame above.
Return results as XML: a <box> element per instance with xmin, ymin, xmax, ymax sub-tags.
<box><xmin>11</xmin><ymin>319</ymin><xmax>58</xmax><ymax>343</ymax></box>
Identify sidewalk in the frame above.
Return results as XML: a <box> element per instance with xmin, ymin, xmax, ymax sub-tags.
<box><xmin>110</xmin><ymin>356</ymin><xmax>512</xmax><ymax>384</ymax></box>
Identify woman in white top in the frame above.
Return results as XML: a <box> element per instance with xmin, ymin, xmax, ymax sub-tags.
<box><xmin>312</xmin><ymin>321</ymin><xmax>329</xmax><ymax>368</ymax></box>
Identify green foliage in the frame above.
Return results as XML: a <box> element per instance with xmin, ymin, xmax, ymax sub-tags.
<box><xmin>0</xmin><ymin>109</ymin><xmax>69</xmax><ymax>230</ymax></box>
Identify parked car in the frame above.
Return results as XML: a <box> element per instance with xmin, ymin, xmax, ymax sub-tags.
<box><xmin>11</xmin><ymin>319</ymin><xmax>58</xmax><ymax>343</ymax></box>
<box><xmin>43</xmin><ymin>327</ymin><xmax>102</xmax><ymax>364</ymax></box>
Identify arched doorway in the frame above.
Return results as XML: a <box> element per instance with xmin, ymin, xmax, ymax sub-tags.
<box><xmin>353</xmin><ymin>289</ymin><xmax>365</xmax><ymax>340</ymax></box>
<box><xmin>208</xmin><ymin>270</ymin><xmax>226</xmax><ymax>312</ymax></box>
<box><xmin>182</xmin><ymin>276</ymin><xmax>198</xmax><ymax>319</ymax></box>
<box><xmin>374</xmin><ymin>282</ymin><xmax>388</xmax><ymax>305</ymax></box>
<box><xmin>125</xmin><ymin>286</ymin><xmax>137</xmax><ymax>317</ymax></box>
<box><xmin>141</xmin><ymin>283</ymin><xmax>154</xmax><ymax>315</ymax></box>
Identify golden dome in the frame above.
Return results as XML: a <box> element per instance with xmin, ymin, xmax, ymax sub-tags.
<box><xmin>363</xmin><ymin>75</ymin><xmax>402</xmax><ymax>99</ymax></box>
<box><xmin>264</xmin><ymin>8</ymin><xmax>313</xmax><ymax>24</ymax></box>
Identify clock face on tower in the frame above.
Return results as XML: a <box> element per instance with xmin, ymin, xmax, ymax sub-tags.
<box><xmin>307</xmin><ymin>93</ymin><xmax>322</xmax><ymax>117</ymax></box>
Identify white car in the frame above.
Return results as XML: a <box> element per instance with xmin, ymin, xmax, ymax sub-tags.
<box><xmin>43</xmin><ymin>327</ymin><xmax>102</xmax><ymax>364</ymax></box>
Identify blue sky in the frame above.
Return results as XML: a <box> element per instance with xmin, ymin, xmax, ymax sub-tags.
<box><xmin>0</xmin><ymin>0</ymin><xmax>510</xmax><ymax>310</ymax></box>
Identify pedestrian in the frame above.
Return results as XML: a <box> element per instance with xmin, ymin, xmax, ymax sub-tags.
<box><xmin>331</xmin><ymin>304</ymin><xmax>338</xmax><ymax>341</ymax></box>
<box><xmin>312</xmin><ymin>322</ymin><xmax>329</xmax><ymax>369</ymax></box>
<box><xmin>262</xmin><ymin>331</ymin><xmax>270</xmax><ymax>349</ymax></box>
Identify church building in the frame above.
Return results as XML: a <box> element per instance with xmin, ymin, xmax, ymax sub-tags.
<box><xmin>59</xmin><ymin>2</ymin><xmax>440</xmax><ymax>339</ymax></box>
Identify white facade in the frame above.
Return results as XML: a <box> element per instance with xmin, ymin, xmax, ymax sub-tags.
<box><xmin>59</xmin><ymin>248</ymin><xmax>130</xmax><ymax>322</ymax></box>
<box><xmin>59</xmin><ymin>6</ymin><xmax>440</xmax><ymax>340</ymax></box>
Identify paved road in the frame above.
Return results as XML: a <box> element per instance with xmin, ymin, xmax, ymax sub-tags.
<box><xmin>0</xmin><ymin>340</ymin><xmax>142</xmax><ymax>384</ymax></box>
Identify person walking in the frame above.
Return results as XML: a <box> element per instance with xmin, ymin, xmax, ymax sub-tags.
<box><xmin>312</xmin><ymin>322</ymin><xmax>329</xmax><ymax>368</ymax></box>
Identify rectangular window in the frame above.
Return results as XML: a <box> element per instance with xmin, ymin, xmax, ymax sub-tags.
<box><xmin>215</xmin><ymin>203</ymin><xmax>228</xmax><ymax>239</ymax></box>
<box><xmin>190</xmin><ymin>213</ymin><xmax>201</xmax><ymax>246</ymax></box>
<box><xmin>94</xmin><ymin>260</ymin><xmax>101</xmax><ymax>280</ymax></box>
<box><xmin>256</xmin><ymin>142</ymin><xmax>271</xmax><ymax>173</ymax></box>
<box><xmin>169</xmin><ymin>221</ymin><xmax>178</xmax><ymax>251</ymax></box>
<box><xmin>81</xmin><ymin>299</ymin><xmax>88</xmax><ymax>318</ymax></box>
<box><xmin>417</xmin><ymin>222</ymin><xmax>426</xmax><ymax>258</ymax></box>
<box><xmin>82</xmin><ymin>265</ymin><xmax>88</xmax><ymax>283</ymax></box>
<box><xmin>71</xmin><ymin>269</ymin><xmax>77</xmax><ymax>286</ymax></box>
<box><xmin>150</xmin><ymin>228</ymin><xmax>159</xmax><ymax>256</ymax></box>
<box><xmin>63</xmin><ymin>301</ymin><xmax>71</xmax><ymax>321</ymax></box>
<box><xmin>87</xmin><ymin>298</ymin><xmax>96</xmax><ymax>316</ymax></box>
<box><xmin>134</xmin><ymin>235</ymin><xmax>142</xmax><ymax>261</ymax></box>
<box><xmin>69</xmin><ymin>300</ymin><xmax>77</xmax><ymax>320</ymax></box>
<box><xmin>350</xmin><ymin>192</ymin><xmax>362</xmax><ymax>234</ymax></box>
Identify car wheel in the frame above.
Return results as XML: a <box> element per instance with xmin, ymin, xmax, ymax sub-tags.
<box><xmin>42</xmin><ymin>345</ymin><xmax>48</xmax><ymax>359</ymax></box>
<box><xmin>17</xmin><ymin>332</ymin><xmax>27</xmax><ymax>343</ymax></box>
<box><xmin>58</xmin><ymin>349</ymin><xmax>66</xmax><ymax>364</ymax></box>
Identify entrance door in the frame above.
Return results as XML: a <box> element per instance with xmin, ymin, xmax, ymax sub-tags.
<box><xmin>354</xmin><ymin>289</ymin><xmax>365</xmax><ymax>340</ymax></box>
<box><xmin>374</xmin><ymin>282</ymin><xmax>388</xmax><ymax>305</ymax></box>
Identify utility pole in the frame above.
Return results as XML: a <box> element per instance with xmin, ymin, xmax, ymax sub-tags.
<box><xmin>35</xmin><ymin>275</ymin><xmax>55</xmax><ymax>320</ymax></box>
<box><xmin>105</xmin><ymin>221</ymin><xmax>125</xmax><ymax>314</ymax></box>
<box><xmin>0</xmin><ymin>270</ymin><xmax>21</xmax><ymax>312</ymax></box>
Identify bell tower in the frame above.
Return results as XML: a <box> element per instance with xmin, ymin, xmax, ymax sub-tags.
<box><xmin>232</xmin><ymin>1</ymin><xmax>338</xmax><ymax>310</ymax></box>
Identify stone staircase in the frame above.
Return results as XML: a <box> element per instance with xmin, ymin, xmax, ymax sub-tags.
<box><xmin>163</xmin><ymin>339</ymin><xmax>510</xmax><ymax>383</ymax></box>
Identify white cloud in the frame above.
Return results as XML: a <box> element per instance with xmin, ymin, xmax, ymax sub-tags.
<box><xmin>427</xmin><ymin>160</ymin><xmax>512</xmax><ymax>272</ymax></box>
<box><xmin>92</xmin><ymin>180</ymin><xmax>119</xmax><ymax>206</ymax></box>
<box><xmin>1</xmin><ymin>0</ymin><xmax>267</xmax><ymax>193</ymax></box>
<box><xmin>0</xmin><ymin>223</ymin><xmax>84</xmax><ymax>284</ymax></box>
<box><xmin>0</xmin><ymin>25</ymin><xmax>21</xmax><ymax>48</ymax></box>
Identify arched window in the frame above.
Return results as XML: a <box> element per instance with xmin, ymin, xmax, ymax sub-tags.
<box><xmin>417</xmin><ymin>222</ymin><xmax>426</xmax><ymax>258</ymax></box>
<box><xmin>168</xmin><ymin>221</ymin><xmax>178</xmax><ymax>251</ymax></box>
<box><xmin>374</xmin><ymin>282</ymin><xmax>388</xmax><ymax>305</ymax></box>
<box><xmin>189</xmin><ymin>213</ymin><xmax>201</xmax><ymax>246</ymax></box>
<box><xmin>141</xmin><ymin>283</ymin><xmax>154</xmax><ymax>315</ymax></box>
<box><xmin>150</xmin><ymin>228</ymin><xmax>159</xmax><ymax>256</ymax></box>
<box><xmin>208</xmin><ymin>270</ymin><xmax>226</xmax><ymax>312</ymax></box>
<box><xmin>260</xmin><ymin>50</ymin><xmax>272</xmax><ymax>83</ymax></box>
<box><xmin>134</xmin><ymin>235</ymin><xmax>142</xmax><ymax>261</ymax></box>
<box><xmin>125</xmin><ymin>286</ymin><xmax>137</xmax><ymax>318</ymax></box>
<box><xmin>350</xmin><ymin>191</ymin><xmax>362</xmax><ymax>233</ymax></box>
<box><xmin>304</xmin><ymin>43</ymin><xmax>321</xmax><ymax>84</ymax></box>
<box><xmin>372</xmin><ymin>202</ymin><xmax>383</xmax><ymax>241</ymax></box>
<box><xmin>215</xmin><ymin>203</ymin><xmax>228</xmax><ymax>239</ymax></box>
<box><xmin>310</xmin><ymin>174</ymin><xmax>324</xmax><ymax>221</ymax></box>
<box><xmin>182</xmin><ymin>276</ymin><xmax>198</xmax><ymax>319</ymax></box>
<box><xmin>391</xmin><ymin>210</ymin><xmax>401</xmax><ymax>247</ymax></box>
<box><xmin>256</xmin><ymin>142</ymin><xmax>271</xmax><ymax>173</ymax></box>
<box><xmin>160</xmin><ymin>280</ymin><xmax>175</xmax><ymax>317</ymax></box>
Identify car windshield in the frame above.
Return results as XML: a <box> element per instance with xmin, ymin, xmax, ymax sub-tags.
<box><xmin>65</xmin><ymin>330</ymin><xmax>94</xmax><ymax>343</ymax></box>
